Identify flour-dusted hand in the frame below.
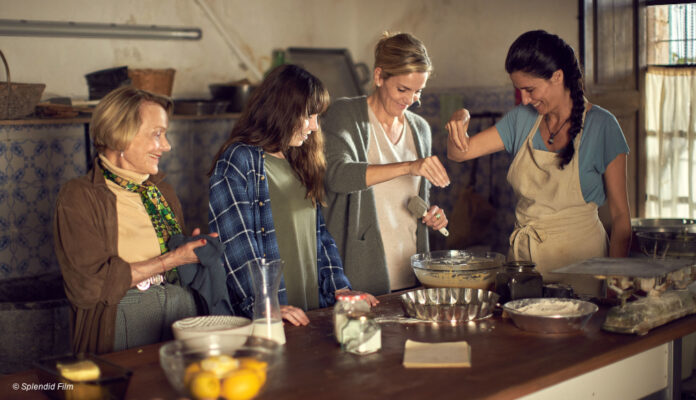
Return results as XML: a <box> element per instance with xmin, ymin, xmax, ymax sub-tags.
<box><xmin>408</xmin><ymin>156</ymin><xmax>450</xmax><ymax>188</ymax></box>
<box><xmin>446</xmin><ymin>108</ymin><xmax>471</xmax><ymax>153</ymax></box>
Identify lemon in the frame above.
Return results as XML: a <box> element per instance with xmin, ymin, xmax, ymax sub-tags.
<box><xmin>221</xmin><ymin>368</ymin><xmax>263</xmax><ymax>400</ymax></box>
<box><xmin>237</xmin><ymin>358</ymin><xmax>268</xmax><ymax>385</ymax></box>
<box><xmin>189</xmin><ymin>370</ymin><xmax>221</xmax><ymax>400</ymax></box>
<box><xmin>200</xmin><ymin>355</ymin><xmax>240</xmax><ymax>379</ymax></box>
<box><xmin>184</xmin><ymin>362</ymin><xmax>202</xmax><ymax>387</ymax></box>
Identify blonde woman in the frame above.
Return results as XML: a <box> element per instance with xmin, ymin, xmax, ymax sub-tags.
<box><xmin>54</xmin><ymin>86</ymin><xmax>211</xmax><ymax>353</ymax></box>
<box><xmin>322</xmin><ymin>32</ymin><xmax>450</xmax><ymax>295</ymax></box>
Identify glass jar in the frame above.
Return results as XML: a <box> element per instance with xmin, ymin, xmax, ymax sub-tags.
<box><xmin>333</xmin><ymin>291</ymin><xmax>380</xmax><ymax>354</ymax></box>
<box><xmin>340</xmin><ymin>312</ymin><xmax>381</xmax><ymax>355</ymax></box>
<box><xmin>495</xmin><ymin>261</ymin><xmax>543</xmax><ymax>304</ymax></box>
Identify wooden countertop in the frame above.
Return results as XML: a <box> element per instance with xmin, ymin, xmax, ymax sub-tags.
<box><xmin>1</xmin><ymin>291</ymin><xmax>695</xmax><ymax>399</ymax></box>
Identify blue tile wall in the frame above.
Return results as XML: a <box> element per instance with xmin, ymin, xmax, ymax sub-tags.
<box><xmin>166</xmin><ymin>119</ymin><xmax>235</xmax><ymax>232</ymax></box>
<box><xmin>412</xmin><ymin>87</ymin><xmax>517</xmax><ymax>255</ymax></box>
<box><xmin>0</xmin><ymin>123</ymin><xmax>87</xmax><ymax>280</ymax></box>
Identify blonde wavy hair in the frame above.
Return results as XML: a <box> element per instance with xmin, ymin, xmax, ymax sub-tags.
<box><xmin>90</xmin><ymin>86</ymin><xmax>173</xmax><ymax>154</ymax></box>
<box><xmin>374</xmin><ymin>31</ymin><xmax>433</xmax><ymax>80</ymax></box>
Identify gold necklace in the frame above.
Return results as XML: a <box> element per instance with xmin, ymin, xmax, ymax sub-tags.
<box><xmin>545</xmin><ymin>115</ymin><xmax>569</xmax><ymax>145</ymax></box>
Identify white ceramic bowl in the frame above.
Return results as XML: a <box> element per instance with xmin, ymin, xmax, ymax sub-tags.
<box><xmin>172</xmin><ymin>315</ymin><xmax>252</xmax><ymax>341</ymax></box>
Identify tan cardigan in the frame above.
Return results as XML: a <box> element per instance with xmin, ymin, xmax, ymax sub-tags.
<box><xmin>53</xmin><ymin>160</ymin><xmax>185</xmax><ymax>354</ymax></box>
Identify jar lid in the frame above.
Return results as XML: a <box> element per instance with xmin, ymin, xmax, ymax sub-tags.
<box><xmin>335</xmin><ymin>290</ymin><xmax>368</xmax><ymax>301</ymax></box>
<box><xmin>504</xmin><ymin>260</ymin><xmax>536</xmax><ymax>268</ymax></box>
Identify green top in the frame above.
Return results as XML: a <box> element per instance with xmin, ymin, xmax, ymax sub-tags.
<box><xmin>265</xmin><ymin>154</ymin><xmax>319</xmax><ymax>310</ymax></box>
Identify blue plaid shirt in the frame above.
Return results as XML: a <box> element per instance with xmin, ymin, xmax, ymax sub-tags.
<box><xmin>209</xmin><ymin>143</ymin><xmax>351</xmax><ymax>318</ymax></box>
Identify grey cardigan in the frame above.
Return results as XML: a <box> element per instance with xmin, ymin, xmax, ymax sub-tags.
<box><xmin>322</xmin><ymin>96</ymin><xmax>431</xmax><ymax>295</ymax></box>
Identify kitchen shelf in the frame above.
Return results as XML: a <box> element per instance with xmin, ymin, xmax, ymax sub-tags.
<box><xmin>0</xmin><ymin>112</ymin><xmax>241</xmax><ymax>126</ymax></box>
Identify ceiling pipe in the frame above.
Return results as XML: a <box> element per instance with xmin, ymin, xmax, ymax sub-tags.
<box><xmin>0</xmin><ymin>19</ymin><xmax>201</xmax><ymax>40</ymax></box>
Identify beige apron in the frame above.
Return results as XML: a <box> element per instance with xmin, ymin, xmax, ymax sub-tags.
<box><xmin>506</xmin><ymin>113</ymin><xmax>608</xmax><ymax>296</ymax></box>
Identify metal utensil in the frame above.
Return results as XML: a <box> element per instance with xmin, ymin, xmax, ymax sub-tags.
<box><xmin>400</xmin><ymin>288</ymin><xmax>499</xmax><ymax>323</ymax></box>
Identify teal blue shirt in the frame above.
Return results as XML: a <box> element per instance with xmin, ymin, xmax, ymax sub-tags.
<box><xmin>496</xmin><ymin>104</ymin><xmax>629</xmax><ymax>206</ymax></box>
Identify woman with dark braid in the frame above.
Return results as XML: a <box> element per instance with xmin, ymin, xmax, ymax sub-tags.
<box><xmin>446</xmin><ymin>30</ymin><xmax>630</xmax><ymax>297</ymax></box>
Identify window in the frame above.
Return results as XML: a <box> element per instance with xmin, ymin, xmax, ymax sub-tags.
<box><xmin>644</xmin><ymin>2</ymin><xmax>696</xmax><ymax>218</ymax></box>
<box><xmin>646</xmin><ymin>2</ymin><xmax>696</xmax><ymax>65</ymax></box>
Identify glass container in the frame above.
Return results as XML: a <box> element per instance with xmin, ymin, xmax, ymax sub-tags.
<box><xmin>247</xmin><ymin>258</ymin><xmax>286</xmax><ymax>345</ymax></box>
<box><xmin>495</xmin><ymin>261</ymin><xmax>543</xmax><ymax>304</ymax></box>
<box><xmin>333</xmin><ymin>291</ymin><xmax>380</xmax><ymax>354</ymax></box>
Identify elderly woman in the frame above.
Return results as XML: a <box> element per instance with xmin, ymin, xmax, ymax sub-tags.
<box><xmin>54</xmin><ymin>86</ymin><xmax>211</xmax><ymax>354</ymax></box>
<box><xmin>322</xmin><ymin>32</ymin><xmax>450</xmax><ymax>295</ymax></box>
<box><xmin>446</xmin><ymin>30</ymin><xmax>631</xmax><ymax>296</ymax></box>
<box><xmin>209</xmin><ymin>64</ymin><xmax>376</xmax><ymax>327</ymax></box>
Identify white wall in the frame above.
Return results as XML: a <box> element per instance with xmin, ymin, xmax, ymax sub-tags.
<box><xmin>1</xmin><ymin>0</ymin><xmax>579</xmax><ymax>99</ymax></box>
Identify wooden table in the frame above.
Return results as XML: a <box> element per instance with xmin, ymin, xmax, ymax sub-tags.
<box><xmin>2</xmin><ymin>292</ymin><xmax>695</xmax><ymax>399</ymax></box>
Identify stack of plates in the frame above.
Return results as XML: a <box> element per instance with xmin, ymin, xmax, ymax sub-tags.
<box><xmin>171</xmin><ymin>315</ymin><xmax>252</xmax><ymax>341</ymax></box>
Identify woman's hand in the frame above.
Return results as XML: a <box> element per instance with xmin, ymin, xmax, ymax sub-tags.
<box><xmin>446</xmin><ymin>108</ymin><xmax>471</xmax><ymax>153</ymax></box>
<box><xmin>421</xmin><ymin>205</ymin><xmax>448</xmax><ymax>232</ymax></box>
<box><xmin>280</xmin><ymin>305</ymin><xmax>310</xmax><ymax>326</ymax></box>
<box><xmin>163</xmin><ymin>228</ymin><xmax>220</xmax><ymax>269</ymax></box>
<box><xmin>335</xmin><ymin>288</ymin><xmax>380</xmax><ymax>307</ymax></box>
<box><xmin>408</xmin><ymin>156</ymin><xmax>450</xmax><ymax>188</ymax></box>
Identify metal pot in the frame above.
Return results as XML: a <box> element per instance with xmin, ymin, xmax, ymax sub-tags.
<box><xmin>631</xmin><ymin>218</ymin><xmax>696</xmax><ymax>233</ymax></box>
<box><xmin>173</xmin><ymin>99</ymin><xmax>230</xmax><ymax>116</ymax></box>
<box><xmin>208</xmin><ymin>82</ymin><xmax>258</xmax><ymax>112</ymax></box>
<box><xmin>630</xmin><ymin>218</ymin><xmax>696</xmax><ymax>256</ymax></box>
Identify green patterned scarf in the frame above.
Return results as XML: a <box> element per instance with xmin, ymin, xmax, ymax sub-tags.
<box><xmin>101</xmin><ymin>163</ymin><xmax>182</xmax><ymax>283</ymax></box>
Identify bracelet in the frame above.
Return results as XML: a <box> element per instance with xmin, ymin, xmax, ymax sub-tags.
<box><xmin>158</xmin><ymin>256</ymin><xmax>166</xmax><ymax>274</ymax></box>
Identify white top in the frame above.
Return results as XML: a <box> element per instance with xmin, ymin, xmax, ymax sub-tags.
<box><xmin>367</xmin><ymin>107</ymin><xmax>420</xmax><ymax>290</ymax></box>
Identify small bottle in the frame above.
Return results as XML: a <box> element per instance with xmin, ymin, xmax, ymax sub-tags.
<box><xmin>495</xmin><ymin>261</ymin><xmax>543</xmax><ymax>304</ymax></box>
<box><xmin>334</xmin><ymin>291</ymin><xmax>380</xmax><ymax>354</ymax></box>
<box><xmin>264</xmin><ymin>49</ymin><xmax>286</xmax><ymax>77</ymax></box>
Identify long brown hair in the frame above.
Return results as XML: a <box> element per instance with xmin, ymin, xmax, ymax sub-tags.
<box><xmin>209</xmin><ymin>64</ymin><xmax>330</xmax><ymax>206</ymax></box>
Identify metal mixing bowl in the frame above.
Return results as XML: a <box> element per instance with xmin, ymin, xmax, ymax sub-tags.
<box><xmin>636</xmin><ymin>231</ymin><xmax>696</xmax><ymax>259</ymax></box>
<box><xmin>503</xmin><ymin>298</ymin><xmax>598</xmax><ymax>334</ymax></box>
<box><xmin>631</xmin><ymin>218</ymin><xmax>696</xmax><ymax>233</ymax></box>
<box><xmin>401</xmin><ymin>288</ymin><xmax>500</xmax><ymax>323</ymax></box>
<box><xmin>410</xmin><ymin>250</ymin><xmax>505</xmax><ymax>289</ymax></box>
<box><xmin>630</xmin><ymin>218</ymin><xmax>696</xmax><ymax>255</ymax></box>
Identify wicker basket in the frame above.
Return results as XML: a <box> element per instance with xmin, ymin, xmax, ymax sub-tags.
<box><xmin>128</xmin><ymin>68</ymin><xmax>175</xmax><ymax>97</ymax></box>
<box><xmin>0</xmin><ymin>50</ymin><xmax>45</xmax><ymax>120</ymax></box>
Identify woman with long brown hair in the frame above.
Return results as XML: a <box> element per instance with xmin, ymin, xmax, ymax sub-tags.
<box><xmin>209</xmin><ymin>64</ymin><xmax>376</xmax><ymax>327</ymax></box>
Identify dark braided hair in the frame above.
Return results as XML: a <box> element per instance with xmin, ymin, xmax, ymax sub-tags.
<box><xmin>504</xmin><ymin>30</ymin><xmax>585</xmax><ymax>169</ymax></box>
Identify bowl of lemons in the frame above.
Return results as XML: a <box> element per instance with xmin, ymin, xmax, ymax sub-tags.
<box><xmin>159</xmin><ymin>334</ymin><xmax>281</xmax><ymax>400</ymax></box>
